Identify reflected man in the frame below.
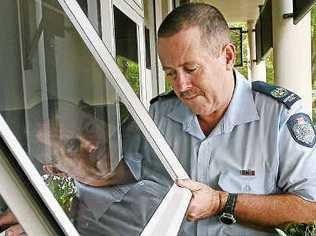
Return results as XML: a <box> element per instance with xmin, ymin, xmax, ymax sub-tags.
<box><xmin>0</xmin><ymin>100</ymin><xmax>168</xmax><ymax>236</ymax></box>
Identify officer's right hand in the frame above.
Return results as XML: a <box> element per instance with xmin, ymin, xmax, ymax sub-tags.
<box><xmin>0</xmin><ymin>210</ymin><xmax>17</xmax><ymax>230</ymax></box>
<box><xmin>177</xmin><ymin>179</ymin><xmax>228</xmax><ymax>222</ymax></box>
<box><xmin>0</xmin><ymin>210</ymin><xmax>26</xmax><ymax>236</ymax></box>
<box><xmin>3</xmin><ymin>224</ymin><xmax>26</xmax><ymax>236</ymax></box>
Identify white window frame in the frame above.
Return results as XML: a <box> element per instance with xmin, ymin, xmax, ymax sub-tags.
<box><xmin>133</xmin><ymin>0</ymin><xmax>143</xmax><ymax>10</ymax></box>
<box><xmin>112</xmin><ymin>0</ymin><xmax>150</xmax><ymax>107</ymax></box>
<box><xmin>0</xmin><ymin>0</ymin><xmax>192</xmax><ymax>235</ymax></box>
<box><xmin>57</xmin><ymin>0</ymin><xmax>193</xmax><ymax>234</ymax></box>
<box><xmin>144</xmin><ymin>0</ymin><xmax>160</xmax><ymax>99</ymax></box>
<box><xmin>114</xmin><ymin>0</ymin><xmax>144</xmax><ymax>17</ymax></box>
<box><xmin>0</xmin><ymin>115</ymin><xmax>79</xmax><ymax>236</ymax></box>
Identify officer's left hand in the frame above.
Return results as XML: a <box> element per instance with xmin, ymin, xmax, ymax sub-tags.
<box><xmin>177</xmin><ymin>179</ymin><xmax>227</xmax><ymax>222</ymax></box>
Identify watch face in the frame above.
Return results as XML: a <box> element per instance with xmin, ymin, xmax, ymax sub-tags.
<box><xmin>219</xmin><ymin>213</ymin><xmax>236</xmax><ymax>225</ymax></box>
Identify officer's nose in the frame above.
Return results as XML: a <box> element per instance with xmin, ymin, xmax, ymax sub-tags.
<box><xmin>80</xmin><ymin>137</ymin><xmax>97</xmax><ymax>153</ymax></box>
<box><xmin>174</xmin><ymin>71</ymin><xmax>191</xmax><ymax>92</ymax></box>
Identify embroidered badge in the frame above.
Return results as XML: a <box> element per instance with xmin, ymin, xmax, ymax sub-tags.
<box><xmin>252</xmin><ymin>81</ymin><xmax>301</xmax><ymax>109</ymax></box>
<box><xmin>287</xmin><ymin>113</ymin><xmax>316</xmax><ymax>148</ymax></box>
<box><xmin>271</xmin><ymin>87</ymin><xmax>288</xmax><ymax>98</ymax></box>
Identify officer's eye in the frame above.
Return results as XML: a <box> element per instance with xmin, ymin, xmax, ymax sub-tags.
<box><xmin>64</xmin><ymin>138</ymin><xmax>81</xmax><ymax>156</ymax></box>
<box><xmin>184</xmin><ymin>65</ymin><xmax>198</xmax><ymax>73</ymax></box>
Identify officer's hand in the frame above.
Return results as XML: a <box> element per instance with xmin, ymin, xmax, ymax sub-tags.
<box><xmin>177</xmin><ymin>179</ymin><xmax>228</xmax><ymax>222</ymax></box>
<box><xmin>4</xmin><ymin>224</ymin><xmax>26</xmax><ymax>236</ymax></box>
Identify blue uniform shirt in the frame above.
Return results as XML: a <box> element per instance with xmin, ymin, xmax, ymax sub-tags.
<box><xmin>125</xmin><ymin>70</ymin><xmax>316</xmax><ymax>235</ymax></box>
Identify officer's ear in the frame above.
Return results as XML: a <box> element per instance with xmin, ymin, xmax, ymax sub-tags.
<box><xmin>223</xmin><ymin>43</ymin><xmax>235</xmax><ymax>71</ymax></box>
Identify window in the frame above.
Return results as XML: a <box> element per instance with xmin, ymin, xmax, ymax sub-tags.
<box><xmin>0</xmin><ymin>0</ymin><xmax>190</xmax><ymax>235</ymax></box>
<box><xmin>114</xmin><ymin>6</ymin><xmax>140</xmax><ymax>96</ymax></box>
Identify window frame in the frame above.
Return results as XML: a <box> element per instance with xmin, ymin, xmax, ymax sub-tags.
<box><xmin>112</xmin><ymin>0</ymin><xmax>150</xmax><ymax>107</ymax></box>
<box><xmin>0</xmin><ymin>115</ymin><xmax>79</xmax><ymax>236</ymax></box>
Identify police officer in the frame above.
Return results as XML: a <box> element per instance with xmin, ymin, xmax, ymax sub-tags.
<box><xmin>131</xmin><ymin>2</ymin><xmax>316</xmax><ymax>235</ymax></box>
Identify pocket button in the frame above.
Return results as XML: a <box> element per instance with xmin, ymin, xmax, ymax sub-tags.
<box><xmin>243</xmin><ymin>184</ymin><xmax>252</xmax><ymax>193</ymax></box>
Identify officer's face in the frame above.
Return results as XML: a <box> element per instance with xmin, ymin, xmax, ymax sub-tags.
<box><xmin>158</xmin><ymin>26</ymin><xmax>235</xmax><ymax>117</ymax></box>
<box><xmin>37</xmin><ymin>117</ymin><xmax>112</xmax><ymax>187</ymax></box>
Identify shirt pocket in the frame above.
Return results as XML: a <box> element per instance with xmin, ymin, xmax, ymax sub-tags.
<box><xmin>218</xmin><ymin>171</ymin><xmax>274</xmax><ymax>194</ymax></box>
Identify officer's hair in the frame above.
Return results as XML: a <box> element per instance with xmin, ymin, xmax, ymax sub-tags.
<box><xmin>158</xmin><ymin>3</ymin><xmax>230</xmax><ymax>57</ymax></box>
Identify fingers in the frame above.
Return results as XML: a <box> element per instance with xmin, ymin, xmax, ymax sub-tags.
<box><xmin>43</xmin><ymin>165</ymin><xmax>66</xmax><ymax>177</ymax></box>
<box><xmin>177</xmin><ymin>179</ymin><xmax>222</xmax><ymax>222</ymax></box>
<box><xmin>5</xmin><ymin>224</ymin><xmax>25</xmax><ymax>236</ymax></box>
<box><xmin>176</xmin><ymin>179</ymin><xmax>203</xmax><ymax>192</ymax></box>
<box><xmin>0</xmin><ymin>210</ymin><xmax>17</xmax><ymax>226</ymax></box>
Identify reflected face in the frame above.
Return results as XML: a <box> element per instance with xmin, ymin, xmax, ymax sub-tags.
<box><xmin>158</xmin><ymin>26</ymin><xmax>234</xmax><ymax>117</ymax></box>
<box><xmin>37</xmin><ymin>116</ymin><xmax>112</xmax><ymax>187</ymax></box>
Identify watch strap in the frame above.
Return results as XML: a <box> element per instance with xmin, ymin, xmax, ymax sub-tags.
<box><xmin>222</xmin><ymin>193</ymin><xmax>238</xmax><ymax>216</ymax></box>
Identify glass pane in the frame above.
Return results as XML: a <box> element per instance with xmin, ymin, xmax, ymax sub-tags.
<box><xmin>0</xmin><ymin>196</ymin><xmax>24</xmax><ymax>235</ymax></box>
<box><xmin>0</xmin><ymin>0</ymin><xmax>171</xmax><ymax>235</ymax></box>
<box><xmin>114</xmin><ymin>6</ymin><xmax>140</xmax><ymax>97</ymax></box>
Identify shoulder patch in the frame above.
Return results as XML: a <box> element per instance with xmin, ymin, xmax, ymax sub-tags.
<box><xmin>287</xmin><ymin>113</ymin><xmax>316</xmax><ymax>148</ymax></box>
<box><xmin>252</xmin><ymin>81</ymin><xmax>301</xmax><ymax>109</ymax></box>
<box><xmin>150</xmin><ymin>90</ymin><xmax>176</xmax><ymax>104</ymax></box>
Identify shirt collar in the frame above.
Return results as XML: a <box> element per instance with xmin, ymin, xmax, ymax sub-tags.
<box><xmin>167</xmin><ymin>70</ymin><xmax>259</xmax><ymax>138</ymax></box>
<box><xmin>223</xmin><ymin>70</ymin><xmax>260</xmax><ymax>133</ymax></box>
<box><xmin>75</xmin><ymin>181</ymin><xmax>131</xmax><ymax>220</ymax></box>
<box><xmin>167</xmin><ymin>100</ymin><xmax>205</xmax><ymax>139</ymax></box>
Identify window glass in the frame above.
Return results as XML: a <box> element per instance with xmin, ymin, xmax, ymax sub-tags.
<box><xmin>0</xmin><ymin>0</ymin><xmax>171</xmax><ymax>235</ymax></box>
<box><xmin>114</xmin><ymin>6</ymin><xmax>140</xmax><ymax>97</ymax></box>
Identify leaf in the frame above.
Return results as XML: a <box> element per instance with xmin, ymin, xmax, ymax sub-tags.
<box><xmin>275</xmin><ymin>228</ymin><xmax>288</xmax><ymax>236</ymax></box>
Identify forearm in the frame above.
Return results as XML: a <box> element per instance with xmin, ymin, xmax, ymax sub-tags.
<box><xmin>231</xmin><ymin>193</ymin><xmax>316</xmax><ymax>227</ymax></box>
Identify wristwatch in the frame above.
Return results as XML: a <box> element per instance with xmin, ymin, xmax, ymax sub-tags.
<box><xmin>219</xmin><ymin>193</ymin><xmax>238</xmax><ymax>224</ymax></box>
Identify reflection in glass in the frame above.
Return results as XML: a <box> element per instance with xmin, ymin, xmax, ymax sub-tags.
<box><xmin>0</xmin><ymin>0</ymin><xmax>171</xmax><ymax>235</ymax></box>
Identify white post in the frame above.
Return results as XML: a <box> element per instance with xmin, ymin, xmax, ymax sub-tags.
<box><xmin>247</xmin><ymin>20</ymin><xmax>267</xmax><ymax>82</ymax></box>
<box><xmin>272</xmin><ymin>0</ymin><xmax>312</xmax><ymax>114</ymax></box>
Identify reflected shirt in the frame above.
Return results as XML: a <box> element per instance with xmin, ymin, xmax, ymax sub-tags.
<box><xmin>75</xmin><ymin>180</ymin><xmax>169</xmax><ymax>236</ymax></box>
<box><xmin>125</xmin><ymin>70</ymin><xmax>316</xmax><ymax>236</ymax></box>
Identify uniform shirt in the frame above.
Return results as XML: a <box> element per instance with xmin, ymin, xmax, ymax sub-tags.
<box><xmin>125</xmin><ymin>70</ymin><xmax>316</xmax><ymax>236</ymax></box>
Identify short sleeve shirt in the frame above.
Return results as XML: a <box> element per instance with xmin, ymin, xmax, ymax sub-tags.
<box><xmin>125</xmin><ymin>71</ymin><xmax>316</xmax><ymax>235</ymax></box>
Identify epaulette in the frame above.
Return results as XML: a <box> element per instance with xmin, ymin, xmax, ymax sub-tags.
<box><xmin>252</xmin><ymin>81</ymin><xmax>301</xmax><ymax>109</ymax></box>
<box><xmin>150</xmin><ymin>90</ymin><xmax>176</xmax><ymax>104</ymax></box>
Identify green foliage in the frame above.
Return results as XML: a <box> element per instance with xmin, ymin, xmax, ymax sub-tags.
<box><xmin>229</xmin><ymin>23</ymin><xmax>249</xmax><ymax>78</ymax></box>
<box><xmin>116</xmin><ymin>55</ymin><xmax>140</xmax><ymax>96</ymax></box>
<box><xmin>265</xmin><ymin>52</ymin><xmax>274</xmax><ymax>85</ymax></box>
<box><xmin>43</xmin><ymin>175</ymin><xmax>77</xmax><ymax>215</ymax></box>
<box><xmin>276</xmin><ymin>223</ymin><xmax>316</xmax><ymax>236</ymax></box>
<box><xmin>230</xmin><ymin>28</ymin><xmax>243</xmax><ymax>67</ymax></box>
<box><xmin>165</xmin><ymin>77</ymin><xmax>172</xmax><ymax>92</ymax></box>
